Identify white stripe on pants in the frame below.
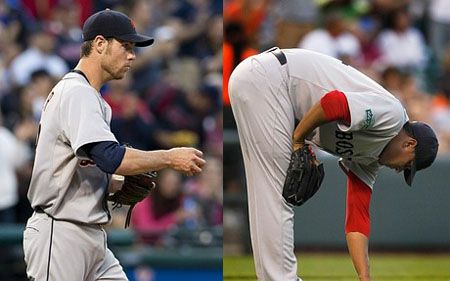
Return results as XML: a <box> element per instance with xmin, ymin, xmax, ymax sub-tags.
<box><xmin>229</xmin><ymin>51</ymin><xmax>301</xmax><ymax>281</ymax></box>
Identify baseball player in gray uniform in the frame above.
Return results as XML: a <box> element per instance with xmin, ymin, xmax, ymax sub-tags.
<box><xmin>23</xmin><ymin>9</ymin><xmax>206</xmax><ymax>281</ymax></box>
<box><xmin>229</xmin><ymin>48</ymin><xmax>438</xmax><ymax>281</ymax></box>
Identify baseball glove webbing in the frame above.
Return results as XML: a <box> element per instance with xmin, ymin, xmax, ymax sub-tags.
<box><xmin>108</xmin><ymin>171</ymin><xmax>157</xmax><ymax>228</ymax></box>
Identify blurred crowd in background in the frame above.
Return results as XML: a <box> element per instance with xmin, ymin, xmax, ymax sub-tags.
<box><xmin>0</xmin><ymin>0</ymin><xmax>223</xmax><ymax>248</ymax></box>
<box><xmin>223</xmin><ymin>0</ymin><xmax>450</xmax><ymax>250</ymax></box>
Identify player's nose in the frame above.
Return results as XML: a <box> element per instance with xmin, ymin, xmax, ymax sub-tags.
<box><xmin>127</xmin><ymin>51</ymin><xmax>136</xmax><ymax>61</ymax></box>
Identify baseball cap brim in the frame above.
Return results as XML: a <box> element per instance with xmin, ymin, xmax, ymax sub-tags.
<box><xmin>116</xmin><ymin>33</ymin><xmax>154</xmax><ymax>47</ymax></box>
<box><xmin>404</xmin><ymin>160</ymin><xmax>417</xmax><ymax>186</ymax></box>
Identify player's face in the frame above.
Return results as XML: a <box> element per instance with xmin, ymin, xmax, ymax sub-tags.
<box><xmin>379</xmin><ymin>136</ymin><xmax>416</xmax><ymax>172</ymax></box>
<box><xmin>384</xmin><ymin>150</ymin><xmax>415</xmax><ymax>173</ymax></box>
<box><xmin>102</xmin><ymin>38</ymin><xmax>136</xmax><ymax>80</ymax></box>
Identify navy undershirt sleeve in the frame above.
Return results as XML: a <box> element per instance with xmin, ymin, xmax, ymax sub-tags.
<box><xmin>80</xmin><ymin>141</ymin><xmax>126</xmax><ymax>174</ymax></box>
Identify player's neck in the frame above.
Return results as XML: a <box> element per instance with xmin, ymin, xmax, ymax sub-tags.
<box><xmin>74</xmin><ymin>59</ymin><xmax>105</xmax><ymax>92</ymax></box>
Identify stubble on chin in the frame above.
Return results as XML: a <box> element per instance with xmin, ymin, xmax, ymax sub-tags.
<box><xmin>105</xmin><ymin>66</ymin><xmax>125</xmax><ymax>80</ymax></box>
<box><xmin>112</xmin><ymin>73</ymin><xmax>125</xmax><ymax>80</ymax></box>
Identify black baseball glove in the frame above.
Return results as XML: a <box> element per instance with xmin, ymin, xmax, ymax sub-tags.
<box><xmin>108</xmin><ymin>171</ymin><xmax>157</xmax><ymax>228</ymax></box>
<box><xmin>282</xmin><ymin>144</ymin><xmax>325</xmax><ymax>206</ymax></box>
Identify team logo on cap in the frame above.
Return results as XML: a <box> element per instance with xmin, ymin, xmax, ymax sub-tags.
<box><xmin>130</xmin><ymin>19</ymin><xmax>136</xmax><ymax>30</ymax></box>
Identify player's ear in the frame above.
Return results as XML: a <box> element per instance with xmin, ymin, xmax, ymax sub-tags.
<box><xmin>93</xmin><ymin>35</ymin><xmax>108</xmax><ymax>54</ymax></box>
<box><xmin>404</xmin><ymin>137</ymin><xmax>417</xmax><ymax>150</ymax></box>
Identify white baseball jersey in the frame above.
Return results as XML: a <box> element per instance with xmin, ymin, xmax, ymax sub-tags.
<box><xmin>28</xmin><ymin>72</ymin><xmax>117</xmax><ymax>224</ymax></box>
<box><xmin>284</xmin><ymin>49</ymin><xmax>408</xmax><ymax>188</ymax></box>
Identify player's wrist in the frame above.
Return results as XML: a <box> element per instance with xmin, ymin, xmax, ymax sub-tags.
<box><xmin>292</xmin><ymin>138</ymin><xmax>305</xmax><ymax>151</ymax></box>
<box><xmin>161</xmin><ymin>149</ymin><xmax>174</xmax><ymax>168</ymax></box>
<box><xmin>358</xmin><ymin>275</ymin><xmax>372</xmax><ymax>281</ymax></box>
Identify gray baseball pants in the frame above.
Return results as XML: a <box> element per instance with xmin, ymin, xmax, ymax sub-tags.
<box><xmin>23</xmin><ymin>211</ymin><xmax>128</xmax><ymax>281</ymax></box>
<box><xmin>229</xmin><ymin>50</ymin><xmax>302</xmax><ymax>281</ymax></box>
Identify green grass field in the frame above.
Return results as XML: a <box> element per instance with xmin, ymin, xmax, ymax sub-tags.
<box><xmin>224</xmin><ymin>253</ymin><xmax>450</xmax><ymax>281</ymax></box>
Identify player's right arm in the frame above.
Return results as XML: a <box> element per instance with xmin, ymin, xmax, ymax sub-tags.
<box><xmin>345</xmin><ymin>171</ymin><xmax>373</xmax><ymax>281</ymax></box>
<box><xmin>115</xmin><ymin>146</ymin><xmax>205</xmax><ymax>176</ymax></box>
<box><xmin>80</xmin><ymin>142</ymin><xmax>205</xmax><ymax>177</ymax></box>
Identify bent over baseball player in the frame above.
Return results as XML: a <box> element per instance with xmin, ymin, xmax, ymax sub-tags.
<box><xmin>23</xmin><ymin>9</ymin><xmax>206</xmax><ymax>281</ymax></box>
<box><xmin>229</xmin><ymin>48</ymin><xmax>438</xmax><ymax>281</ymax></box>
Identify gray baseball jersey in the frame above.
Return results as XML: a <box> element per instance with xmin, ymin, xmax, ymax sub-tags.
<box><xmin>28</xmin><ymin>72</ymin><xmax>117</xmax><ymax>224</ymax></box>
<box><xmin>283</xmin><ymin>49</ymin><xmax>408</xmax><ymax>188</ymax></box>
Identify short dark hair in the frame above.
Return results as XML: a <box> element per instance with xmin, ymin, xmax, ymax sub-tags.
<box><xmin>403</xmin><ymin>122</ymin><xmax>415</xmax><ymax>139</ymax></box>
<box><xmin>80</xmin><ymin>37</ymin><xmax>114</xmax><ymax>57</ymax></box>
<box><xmin>81</xmin><ymin>40</ymin><xmax>94</xmax><ymax>57</ymax></box>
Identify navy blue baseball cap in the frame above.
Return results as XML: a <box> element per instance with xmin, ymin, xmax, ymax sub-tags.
<box><xmin>82</xmin><ymin>9</ymin><xmax>154</xmax><ymax>47</ymax></box>
<box><xmin>403</xmin><ymin>121</ymin><xmax>439</xmax><ymax>186</ymax></box>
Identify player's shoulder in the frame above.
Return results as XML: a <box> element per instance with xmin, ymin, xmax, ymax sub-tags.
<box><xmin>364</xmin><ymin>90</ymin><xmax>406</xmax><ymax>116</ymax></box>
<box><xmin>374</xmin><ymin>89</ymin><xmax>404</xmax><ymax>109</ymax></box>
<box><xmin>55</xmin><ymin>73</ymin><xmax>98</xmax><ymax>101</ymax></box>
